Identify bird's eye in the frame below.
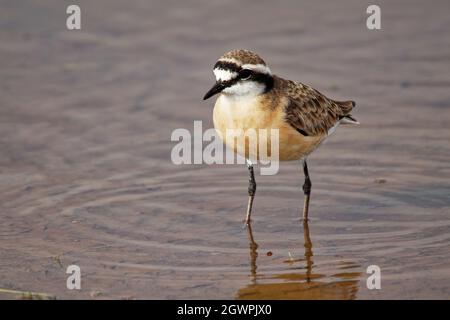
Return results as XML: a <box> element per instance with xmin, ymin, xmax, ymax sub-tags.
<box><xmin>239</xmin><ymin>69</ymin><xmax>253</xmax><ymax>80</ymax></box>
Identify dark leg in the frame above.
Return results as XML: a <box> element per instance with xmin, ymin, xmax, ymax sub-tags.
<box><xmin>303</xmin><ymin>219</ymin><xmax>313</xmax><ymax>282</ymax></box>
<box><xmin>302</xmin><ymin>159</ymin><xmax>312</xmax><ymax>221</ymax></box>
<box><xmin>245</xmin><ymin>161</ymin><xmax>257</xmax><ymax>225</ymax></box>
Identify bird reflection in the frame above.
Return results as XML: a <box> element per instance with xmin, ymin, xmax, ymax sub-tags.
<box><xmin>246</xmin><ymin>223</ymin><xmax>258</xmax><ymax>282</ymax></box>
<box><xmin>237</xmin><ymin>221</ymin><xmax>362</xmax><ymax>300</ymax></box>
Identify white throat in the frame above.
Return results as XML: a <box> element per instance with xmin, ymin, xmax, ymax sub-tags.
<box><xmin>222</xmin><ymin>81</ymin><xmax>265</xmax><ymax>98</ymax></box>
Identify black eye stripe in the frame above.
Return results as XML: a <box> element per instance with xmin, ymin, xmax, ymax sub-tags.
<box><xmin>251</xmin><ymin>71</ymin><xmax>270</xmax><ymax>82</ymax></box>
<box><xmin>217</xmin><ymin>70</ymin><xmax>274</xmax><ymax>94</ymax></box>
<box><xmin>252</xmin><ymin>72</ymin><xmax>274</xmax><ymax>93</ymax></box>
<box><xmin>213</xmin><ymin>61</ymin><xmax>273</xmax><ymax>90</ymax></box>
<box><xmin>239</xmin><ymin>69</ymin><xmax>253</xmax><ymax>79</ymax></box>
<box><xmin>213</xmin><ymin>61</ymin><xmax>242</xmax><ymax>73</ymax></box>
<box><xmin>219</xmin><ymin>77</ymin><xmax>239</xmax><ymax>88</ymax></box>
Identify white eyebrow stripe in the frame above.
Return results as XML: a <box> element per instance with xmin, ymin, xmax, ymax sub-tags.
<box><xmin>213</xmin><ymin>68</ymin><xmax>237</xmax><ymax>81</ymax></box>
<box><xmin>219</xmin><ymin>57</ymin><xmax>241</xmax><ymax>66</ymax></box>
<box><xmin>241</xmin><ymin>63</ymin><xmax>272</xmax><ymax>75</ymax></box>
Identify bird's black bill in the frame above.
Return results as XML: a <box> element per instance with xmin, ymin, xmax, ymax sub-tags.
<box><xmin>203</xmin><ymin>82</ymin><xmax>225</xmax><ymax>100</ymax></box>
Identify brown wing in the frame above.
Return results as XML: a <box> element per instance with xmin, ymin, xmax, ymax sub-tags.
<box><xmin>279</xmin><ymin>77</ymin><xmax>356</xmax><ymax>137</ymax></box>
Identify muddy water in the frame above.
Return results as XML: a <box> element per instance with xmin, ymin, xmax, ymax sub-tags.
<box><xmin>0</xmin><ymin>0</ymin><xmax>449</xmax><ymax>299</ymax></box>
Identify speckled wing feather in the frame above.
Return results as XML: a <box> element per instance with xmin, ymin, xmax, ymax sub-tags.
<box><xmin>279</xmin><ymin>76</ymin><xmax>356</xmax><ymax>137</ymax></box>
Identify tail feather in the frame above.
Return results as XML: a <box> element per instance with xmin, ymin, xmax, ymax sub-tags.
<box><xmin>339</xmin><ymin>114</ymin><xmax>359</xmax><ymax>125</ymax></box>
<box><xmin>334</xmin><ymin>100</ymin><xmax>355</xmax><ymax>114</ymax></box>
<box><xmin>335</xmin><ymin>100</ymin><xmax>359</xmax><ymax>125</ymax></box>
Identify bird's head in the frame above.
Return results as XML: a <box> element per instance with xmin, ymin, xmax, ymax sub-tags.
<box><xmin>203</xmin><ymin>49</ymin><xmax>274</xmax><ymax>100</ymax></box>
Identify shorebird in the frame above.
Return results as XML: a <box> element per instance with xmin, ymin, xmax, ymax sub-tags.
<box><xmin>203</xmin><ymin>49</ymin><xmax>358</xmax><ymax>224</ymax></box>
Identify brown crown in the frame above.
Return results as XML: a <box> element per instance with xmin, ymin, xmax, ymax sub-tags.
<box><xmin>220</xmin><ymin>49</ymin><xmax>266</xmax><ymax>66</ymax></box>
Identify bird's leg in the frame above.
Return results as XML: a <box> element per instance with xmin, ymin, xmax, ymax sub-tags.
<box><xmin>245</xmin><ymin>159</ymin><xmax>257</xmax><ymax>225</ymax></box>
<box><xmin>302</xmin><ymin>159</ymin><xmax>312</xmax><ymax>221</ymax></box>
<box><xmin>303</xmin><ymin>219</ymin><xmax>313</xmax><ymax>282</ymax></box>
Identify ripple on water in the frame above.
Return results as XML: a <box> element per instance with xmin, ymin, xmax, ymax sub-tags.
<box><xmin>4</xmin><ymin>164</ymin><xmax>447</xmax><ymax>299</ymax></box>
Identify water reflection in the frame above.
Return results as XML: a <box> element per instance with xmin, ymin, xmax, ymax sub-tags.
<box><xmin>237</xmin><ymin>221</ymin><xmax>362</xmax><ymax>300</ymax></box>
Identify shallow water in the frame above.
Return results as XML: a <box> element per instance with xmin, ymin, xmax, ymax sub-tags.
<box><xmin>0</xmin><ymin>0</ymin><xmax>449</xmax><ymax>299</ymax></box>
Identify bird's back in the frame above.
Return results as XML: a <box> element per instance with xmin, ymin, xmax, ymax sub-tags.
<box><xmin>274</xmin><ymin>75</ymin><xmax>357</xmax><ymax>137</ymax></box>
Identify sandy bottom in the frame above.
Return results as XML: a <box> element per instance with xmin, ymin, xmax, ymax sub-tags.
<box><xmin>0</xmin><ymin>0</ymin><xmax>449</xmax><ymax>299</ymax></box>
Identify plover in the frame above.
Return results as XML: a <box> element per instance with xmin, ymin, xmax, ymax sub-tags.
<box><xmin>203</xmin><ymin>49</ymin><xmax>358</xmax><ymax>224</ymax></box>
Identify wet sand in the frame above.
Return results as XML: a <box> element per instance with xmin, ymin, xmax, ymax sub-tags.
<box><xmin>0</xmin><ymin>0</ymin><xmax>449</xmax><ymax>299</ymax></box>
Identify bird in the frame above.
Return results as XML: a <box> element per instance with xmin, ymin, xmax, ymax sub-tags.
<box><xmin>203</xmin><ymin>49</ymin><xmax>358</xmax><ymax>224</ymax></box>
